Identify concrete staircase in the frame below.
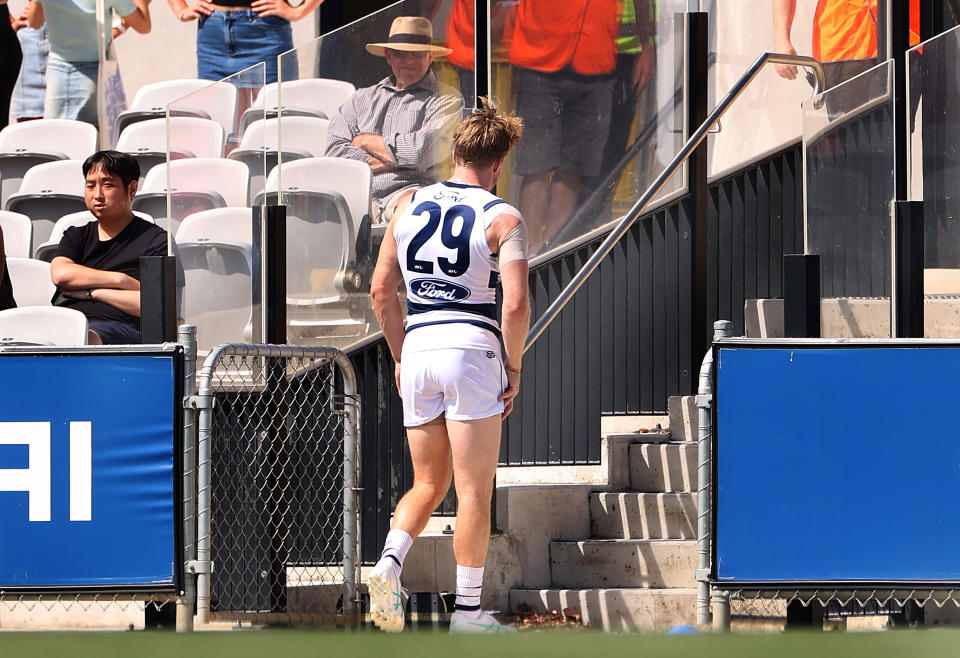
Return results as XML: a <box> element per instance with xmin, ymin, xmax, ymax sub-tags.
<box><xmin>504</xmin><ymin>396</ymin><xmax>700</xmax><ymax>632</ymax></box>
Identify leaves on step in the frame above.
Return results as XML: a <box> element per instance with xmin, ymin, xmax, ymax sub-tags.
<box><xmin>499</xmin><ymin>603</ymin><xmax>584</xmax><ymax>630</ymax></box>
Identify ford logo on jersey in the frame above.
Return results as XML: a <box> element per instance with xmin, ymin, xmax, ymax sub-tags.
<box><xmin>412</xmin><ymin>278</ymin><xmax>472</xmax><ymax>301</ymax></box>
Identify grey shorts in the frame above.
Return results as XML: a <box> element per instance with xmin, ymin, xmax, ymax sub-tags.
<box><xmin>513</xmin><ymin>67</ymin><xmax>615</xmax><ymax>177</ymax></box>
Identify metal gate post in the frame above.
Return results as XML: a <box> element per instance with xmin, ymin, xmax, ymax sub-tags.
<box><xmin>194</xmin><ymin>359</ymin><xmax>215</xmax><ymax>624</ymax></box>
<box><xmin>177</xmin><ymin>325</ymin><xmax>198</xmax><ymax>632</ymax></box>
<box><xmin>335</xmin><ymin>352</ymin><xmax>361</xmax><ymax>623</ymax></box>
<box><xmin>696</xmin><ymin>320</ymin><xmax>731</xmax><ymax>626</ymax></box>
<box><xmin>712</xmin><ymin>589</ymin><xmax>731</xmax><ymax>632</ymax></box>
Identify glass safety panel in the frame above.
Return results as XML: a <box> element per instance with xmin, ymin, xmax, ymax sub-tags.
<box><xmin>164</xmin><ymin>63</ymin><xmax>268</xmax><ymax>357</ymax></box>
<box><xmin>802</xmin><ymin>59</ymin><xmax>894</xmax><ymax>338</ymax></box>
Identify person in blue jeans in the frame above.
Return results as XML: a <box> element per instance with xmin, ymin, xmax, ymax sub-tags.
<box><xmin>167</xmin><ymin>0</ymin><xmax>323</xmax><ymax>83</ymax></box>
<box><xmin>11</xmin><ymin>4</ymin><xmax>50</xmax><ymax>123</ymax></box>
<box><xmin>25</xmin><ymin>0</ymin><xmax>151</xmax><ymax>125</ymax></box>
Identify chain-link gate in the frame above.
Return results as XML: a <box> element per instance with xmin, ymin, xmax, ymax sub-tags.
<box><xmin>194</xmin><ymin>344</ymin><xmax>361</xmax><ymax>626</ymax></box>
<box><xmin>715</xmin><ymin>588</ymin><xmax>960</xmax><ymax>631</ymax></box>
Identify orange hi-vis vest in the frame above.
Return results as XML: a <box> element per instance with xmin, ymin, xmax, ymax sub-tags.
<box><xmin>814</xmin><ymin>0</ymin><xmax>920</xmax><ymax>62</ymax></box>
<box><xmin>447</xmin><ymin>0</ymin><xmax>474</xmax><ymax>70</ymax></box>
<box><xmin>508</xmin><ymin>0</ymin><xmax>620</xmax><ymax>75</ymax></box>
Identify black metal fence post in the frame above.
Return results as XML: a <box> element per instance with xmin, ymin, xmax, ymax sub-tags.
<box><xmin>140</xmin><ymin>255</ymin><xmax>177</xmax><ymax>343</ymax></box>
<box><xmin>783</xmin><ymin>254</ymin><xmax>821</xmax><ymax>338</ymax></box>
<box><xmin>894</xmin><ymin>200</ymin><xmax>924</xmax><ymax>338</ymax></box>
<box><xmin>687</xmin><ymin>12</ymin><xmax>710</xmax><ymax>357</ymax></box>
<box><xmin>257</xmin><ymin>203</ymin><xmax>288</xmax><ymax>612</ymax></box>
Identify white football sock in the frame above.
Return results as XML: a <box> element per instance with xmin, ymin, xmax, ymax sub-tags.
<box><xmin>380</xmin><ymin>529</ymin><xmax>413</xmax><ymax>572</ymax></box>
<box><xmin>454</xmin><ymin>564</ymin><xmax>484</xmax><ymax>616</ymax></box>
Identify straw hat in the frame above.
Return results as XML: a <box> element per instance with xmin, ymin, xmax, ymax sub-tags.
<box><xmin>365</xmin><ymin>16</ymin><xmax>453</xmax><ymax>57</ymax></box>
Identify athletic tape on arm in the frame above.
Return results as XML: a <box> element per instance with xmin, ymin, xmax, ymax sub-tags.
<box><xmin>499</xmin><ymin>220</ymin><xmax>528</xmax><ymax>267</ymax></box>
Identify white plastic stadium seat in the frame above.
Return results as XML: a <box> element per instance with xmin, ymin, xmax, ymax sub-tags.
<box><xmin>5</xmin><ymin>257</ymin><xmax>55</xmax><ymax>307</ymax></box>
<box><xmin>133</xmin><ymin>158</ymin><xmax>249</xmax><ymax>235</ymax></box>
<box><xmin>0</xmin><ymin>210</ymin><xmax>33</xmax><ymax>258</ymax></box>
<box><xmin>262</xmin><ymin>157</ymin><xmax>370</xmax><ymax>240</ymax></box>
<box><xmin>0</xmin><ymin>306</ymin><xmax>88</xmax><ymax>346</ymax></box>
<box><xmin>4</xmin><ymin>160</ymin><xmax>86</xmax><ymax>253</ymax></box>
<box><xmin>255</xmin><ymin>158</ymin><xmax>371</xmax><ymax>334</ymax></box>
<box><xmin>229</xmin><ymin>117</ymin><xmax>329</xmax><ymax>203</ymax></box>
<box><xmin>255</xmin><ymin>78</ymin><xmax>356</xmax><ymax>117</ymax></box>
<box><xmin>238</xmin><ymin>78</ymin><xmax>356</xmax><ymax>134</ymax></box>
<box><xmin>33</xmin><ymin>210</ymin><xmax>154</xmax><ymax>262</ymax></box>
<box><xmin>116</xmin><ymin>79</ymin><xmax>238</xmax><ymax>141</ymax></box>
<box><xmin>0</xmin><ymin>119</ymin><xmax>98</xmax><ymax>208</ymax></box>
<box><xmin>116</xmin><ymin>117</ymin><xmax>225</xmax><ymax>185</ymax></box>
<box><xmin>175</xmin><ymin>207</ymin><xmax>253</xmax><ymax>353</ymax></box>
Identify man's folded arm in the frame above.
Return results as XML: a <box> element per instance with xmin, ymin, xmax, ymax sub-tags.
<box><xmin>91</xmin><ymin>289</ymin><xmax>141</xmax><ymax>317</ymax></box>
<box><xmin>387</xmin><ymin>93</ymin><xmax>464</xmax><ymax>169</ymax></box>
<box><xmin>50</xmin><ymin>257</ymin><xmax>140</xmax><ymax>291</ymax></box>
<box><xmin>325</xmin><ymin>98</ymin><xmax>377</xmax><ymax>161</ymax></box>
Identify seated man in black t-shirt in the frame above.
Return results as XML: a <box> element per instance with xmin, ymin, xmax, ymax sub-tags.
<box><xmin>51</xmin><ymin>151</ymin><xmax>168</xmax><ymax>345</ymax></box>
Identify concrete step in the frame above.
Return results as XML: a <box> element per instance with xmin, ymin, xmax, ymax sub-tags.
<box><xmin>590</xmin><ymin>492</ymin><xmax>696</xmax><ymax>539</ymax></box>
<box><xmin>630</xmin><ymin>442</ymin><xmax>697</xmax><ymax>493</ymax></box>
<box><xmin>549</xmin><ymin>539</ymin><xmax>697</xmax><ymax>589</ymax></box>
<box><xmin>509</xmin><ymin>587</ymin><xmax>696</xmax><ymax>632</ymax></box>
<box><xmin>667</xmin><ymin>396</ymin><xmax>698</xmax><ymax>443</ymax></box>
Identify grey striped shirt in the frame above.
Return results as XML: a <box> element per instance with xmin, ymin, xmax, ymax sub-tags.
<box><xmin>324</xmin><ymin>70</ymin><xmax>464</xmax><ymax>209</ymax></box>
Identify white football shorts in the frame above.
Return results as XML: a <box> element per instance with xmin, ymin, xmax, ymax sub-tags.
<box><xmin>400</xmin><ymin>347</ymin><xmax>506</xmax><ymax>427</ymax></box>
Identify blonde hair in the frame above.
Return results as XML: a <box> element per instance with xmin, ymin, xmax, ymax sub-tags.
<box><xmin>452</xmin><ymin>97</ymin><xmax>524</xmax><ymax>168</ymax></box>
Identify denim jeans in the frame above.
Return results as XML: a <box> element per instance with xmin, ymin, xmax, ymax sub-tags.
<box><xmin>44</xmin><ymin>53</ymin><xmax>98</xmax><ymax>125</ymax></box>
<box><xmin>12</xmin><ymin>24</ymin><xmax>50</xmax><ymax>120</ymax></box>
<box><xmin>197</xmin><ymin>10</ymin><xmax>294</xmax><ymax>84</ymax></box>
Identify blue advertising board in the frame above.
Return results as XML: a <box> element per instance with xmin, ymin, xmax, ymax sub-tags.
<box><xmin>0</xmin><ymin>348</ymin><xmax>182</xmax><ymax>590</ymax></box>
<box><xmin>715</xmin><ymin>341</ymin><xmax>960</xmax><ymax>585</ymax></box>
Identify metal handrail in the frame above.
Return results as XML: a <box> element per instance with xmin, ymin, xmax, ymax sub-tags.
<box><xmin>524</xmin><ymin>52</ymin><xmax>826</xmax><ymax>351</ymax></box>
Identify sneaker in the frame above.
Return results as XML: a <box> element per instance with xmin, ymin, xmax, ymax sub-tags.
<box><xmin>450</xmin><ymin>610</ymin><xmax>517</xmax><ymax>634</ymax></box>
<box><xmin>367</xmin><ymin>559</ymin><xmax>406</xmax><ymax>632</ymax></box>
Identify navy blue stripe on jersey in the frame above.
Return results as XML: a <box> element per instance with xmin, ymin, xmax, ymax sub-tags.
<box><xmin>406</xmin><ymin>318</ymin><xmax>502</xmax><ymax>340</ymax></box>
<box><xmin>483</xmin><ymin>199</ymin><xmax>505</xmax><ymax>212</ymax></box>
<box><xmin>407</xmin><ymin>300</ymin><xmax>497</xmax><ymax>320</ymax></box>
<box><xmin>441</xmin><ymin>180</ymin><xmax>485</xmax><ymax>190</ymax></box>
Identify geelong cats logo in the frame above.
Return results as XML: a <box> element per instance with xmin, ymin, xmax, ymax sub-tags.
<box><xmin>412</xmin><ymin>278</ymin><xmax>471</xmax><ymax>302</ymax></box>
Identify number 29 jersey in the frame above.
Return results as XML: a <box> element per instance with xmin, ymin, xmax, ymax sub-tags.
<box><xmin>395</xmin><ymin>180</ymin><xmax>522</xmax><ymax>353</ymax></box>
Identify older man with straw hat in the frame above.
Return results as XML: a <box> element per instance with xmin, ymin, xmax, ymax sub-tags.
<box><xmin>325</xmin><ymin>16</ymin><xmax>464</xmax><ymax>225</ymax></box>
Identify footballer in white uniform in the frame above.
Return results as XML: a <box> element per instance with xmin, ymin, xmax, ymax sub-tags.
<box><xmin>367</xmin><ymin>98</ymin><xmax>528</xmax><ymax>634</ymax></box>
<box><xmin>395</xmin><ymin>181</ymin><xmax>523</xmax><ymax>426</ymax></box>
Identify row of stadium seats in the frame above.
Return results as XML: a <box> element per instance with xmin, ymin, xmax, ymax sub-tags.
<box><xmin>1</xmin><ymin>207</ymin><xmax>255</xmax><ymax>350</ymax></box>
<box><xmin>0</xmin><ymin>116</ymin><xmax>332</xmax><ymax>210</ymax></box>
<box><xmin>2</xmin><ymin>156</ymin><xmax>370</xmax><ymax>259</ymax></box>
<box><xmin>1</xmin><ymin>151</ymin><xmax>373</xmax><ymax>344</ymax></box>
<box><xmin>116</xmin><ymin>77</ymin><xmax>354</xmax><ymax>149</ymax></box>
<box><xmin>0</xmin><ymin>76</ymin><xmax>355</xmax><ymax>206</ymax></box>
<box><xmin>0</xmin><ymin>76</ymin><xmax>368</xmax><ymax>348</ymax></box>
<box><xmin>0</xmin><ymin>209</ymin><xmax>153</xmax><ymax>261</ymax></box>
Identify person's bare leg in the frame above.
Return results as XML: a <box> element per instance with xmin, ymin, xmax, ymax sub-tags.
<box><xmin>447</xmin><ymin>415</ymin><xmax>514</xmax><ymax>632</ymax></box>
<box><xmin>518</xmin><ymin>171</ymin><xmax>552</xmax><ymax>247</ymax></box>
<box><xmin>541</xmin><ymin>171</ymin><xmax>580</xmax><ymax>244</ymax></box>
<box><xmin>88</xmin><ymin>330</ymin><xmax>103</xmax><ymax>345</ymax></box>
<box><xmin>448</xmin><ymin>415</ymin><xmax>501</xmax><ymax>567</ymax></box>
<box><xmin>369</xmin><ymin>416</ymin><xmax>452</xmax><ymax>632</ymax></box>
<box><xmin>392</xmin><ymin>417</ymin><xmax>453</xmax><ymax>538</ymax></box>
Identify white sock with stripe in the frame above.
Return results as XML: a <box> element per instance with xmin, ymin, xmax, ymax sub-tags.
<box><xmin>454</xmin><ymin>564</ymin><xmax>484</xmax><ymax>617</ymax></box>
<box><xmin>380</xmin><ymin>529</ymin><xmax>413</xmax><ymax>574</ymax></box>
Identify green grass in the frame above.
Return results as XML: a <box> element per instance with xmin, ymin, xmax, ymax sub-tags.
<box><xmin>1</xmin><ymin>629</ymin><xmax>959</xmax><ymax>658</ymax></box>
